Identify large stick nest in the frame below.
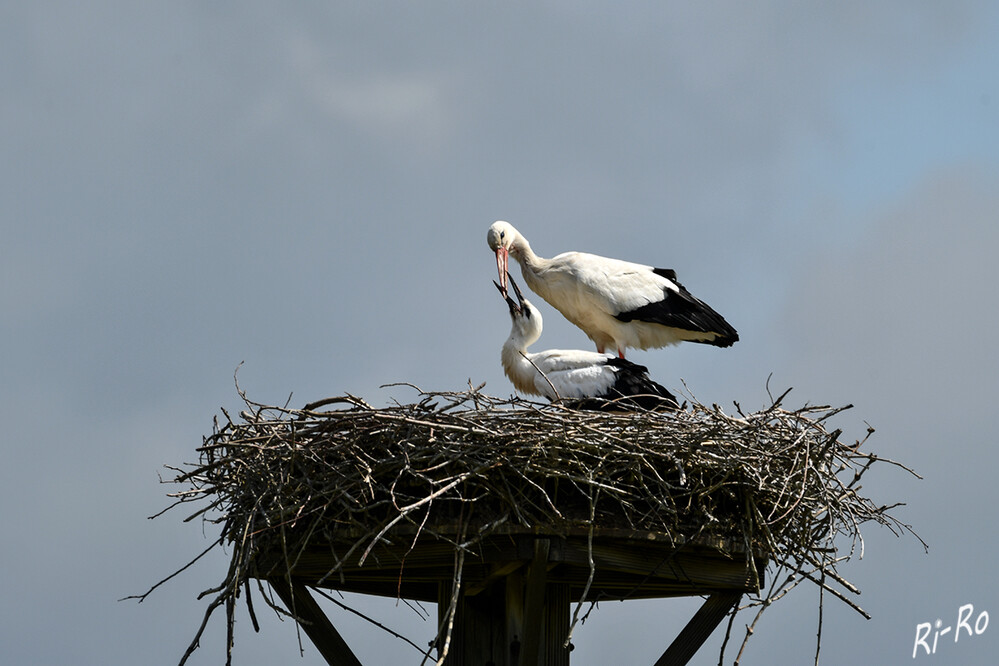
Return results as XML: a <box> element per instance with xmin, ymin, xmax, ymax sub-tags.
<box><xmin>144</xmin><ymin>384</ymin><xmax>924</xmax><ymax>665</ymax></box>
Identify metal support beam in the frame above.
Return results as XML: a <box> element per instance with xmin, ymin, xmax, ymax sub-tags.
<box><xmin>271</xmin><ymin>578</ymin><xmax>363</xmax><ymax>666</ymax></box>
<box><xmin>653</xmin><ymin>591</ymin><xmax>741</xmax><ymax>666</ymax></box>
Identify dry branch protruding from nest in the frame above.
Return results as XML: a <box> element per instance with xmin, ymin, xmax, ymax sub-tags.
<box><xmin>137</xmin><ymin>384</ymin><xmax>925</xmax><ymax>665</ymax></box>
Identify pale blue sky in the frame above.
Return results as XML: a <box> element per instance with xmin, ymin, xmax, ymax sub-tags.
<box><xmin>3</xmin><ymin>3</ymin><xmax>998</xmax><ymax>664</ymax></box>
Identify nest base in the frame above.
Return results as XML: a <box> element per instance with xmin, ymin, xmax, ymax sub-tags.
<box><xmin>263</xmin><ymin>528</ymin><xmax>757</xmax><ymax>666</ymax></box>
<box><xmin>256</xmin><ymin>526</ymin><xmax>764</xmax><ymax>603</ymax></box>
<box><xmin>148</xmin><ymin>386</ymin><xmax>924</xmax><ymax>666</ymax></box>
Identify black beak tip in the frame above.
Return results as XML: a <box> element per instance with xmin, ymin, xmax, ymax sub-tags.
<box><xmin>494</xmin><ymin>280</ymin><xmax>519</xmax><ymax>314</ymax></box>
<box><xmin>507</xmin><ymin>272</ymin><xmax>526</xmax><ymax>305</ymax></box>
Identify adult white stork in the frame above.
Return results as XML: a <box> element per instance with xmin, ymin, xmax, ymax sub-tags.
<box><xmin>495</xmin><ymin>273</ymin><xmax>678</xmax><ymax>411</ymax></box>
<box><xmin>487</xmin><ymin>220</ymin><xmax>738</xmax><ymax>358</ymax></box>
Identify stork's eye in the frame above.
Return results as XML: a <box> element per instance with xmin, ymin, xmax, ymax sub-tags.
<box><xmin>500</xmin><ymin>231</ymin><xmax>506</xmax><ymax>240</ymax></box>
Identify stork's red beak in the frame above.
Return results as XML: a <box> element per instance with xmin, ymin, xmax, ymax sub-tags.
<box><xmin>495</xmin><ymin>247</ymin><xmax>509</xmax><ymax>296</ymax></box>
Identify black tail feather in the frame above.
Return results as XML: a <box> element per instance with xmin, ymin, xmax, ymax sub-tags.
<box><xmin>565</xmin><ymin>357</ymin><xmax>679</xmax><ymax>412</ymax></box>
<box><xmin>615</xmin><ymin>269</ymin><xmax>738</xmax><ymax>347</ymax></box>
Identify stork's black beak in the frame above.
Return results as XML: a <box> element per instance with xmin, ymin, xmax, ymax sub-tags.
<box><xmin>494</xmin><ymin>279</ymin><xmax>520</xmax><ymax>315</ymax></box>
<box><xmin>507</xmin><ymin>272</ymin><xmax>528</xmax><ymax>309</ymax></box>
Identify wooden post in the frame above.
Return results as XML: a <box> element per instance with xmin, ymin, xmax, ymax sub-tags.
<box><xmin>653</xmin><ymin>591</ymin><xmax>741</xmax><ymax>666</ymax></box>
<box><xmin>270</xmin><ymin>578</ymin><xmax>363</xmax><ymax>666</ymax></box>
<box><xmin>519</xmin><ymin>539</ymin><xmax>549</xmax><ymax>665</ymax></box>
<box><xmin>543</xmin><ymin>581</ymin><xmax>570</xmax><ymax>666</ymax></box>
<box><xmin>438</xmin><ymin>577</ymin><xmax>513</xmax><ymax>665</ymax></box>
<box><xmin>437</xmin><ymin>537</ymin><xmax>570</xmax><ymax>666</ymax></box>
<box><xmin>505</xmin><ymin>569</ymin><xmax>525</xmax><ymax>666</ymax></box>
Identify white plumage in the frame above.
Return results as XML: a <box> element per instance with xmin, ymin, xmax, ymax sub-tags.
<box><xmin>496</xmin><ymin>274</ymin><xmax>677</xmax><ymax>411</ymax></box>
<box><xmin>487</xmin><ymin>221</ymin><xmax>738</xmax><ymax>358</ymax></box>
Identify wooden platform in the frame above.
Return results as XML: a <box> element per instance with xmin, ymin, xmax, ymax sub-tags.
<box><xmin>256</xmin><ymin>525</ymin><xmax>764</xmax><ymax>666</ymax></box>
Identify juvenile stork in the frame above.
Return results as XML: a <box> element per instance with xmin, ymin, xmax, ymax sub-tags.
<box><xmin>487</xmin><ymin>220</ymin><xmax>738</xmax><ymax>358</ymax></box>
<box><xmin>496</xmin><ymin>273</ymin><xmax>678</xmax><ymax>411</ymax></box>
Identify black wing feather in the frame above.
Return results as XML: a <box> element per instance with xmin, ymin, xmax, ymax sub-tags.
<box><xmin>613</xmin><ymin>268</ymin><xmax>738</xmax><ymax>347</ymax></box>
<box><xmin>566</xmin><ymin>357</ymin><xmax>679</xmax><ymax>412</ymax></box>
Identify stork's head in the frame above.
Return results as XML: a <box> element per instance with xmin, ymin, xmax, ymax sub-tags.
<box><xmin>486</xmin><ymin>220</ymin><xmax>521</xmax><ymax>296</ymax></box>
<box><xmin>493</xmin><ymin>272</ymin><xmax>542</xmax><ymax>347</ymax></box>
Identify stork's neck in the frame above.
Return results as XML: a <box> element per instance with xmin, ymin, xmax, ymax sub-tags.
<box><xmin>512</xmin><ymin>240</ymin><xmax>557</xmax><ymax>300</ymax></box>
<box><xmin>512</xmin><ymin>236</ymin><xmax>545</xmax><ymax>272</ymax></box>
<box><xmin>500</xmin><ymin>306</ymin><xmax>544</xmax><ymax>397</ymax></box>
<box><xmin>501</xmin><ymin>340</ymin><xmax>542</xmax><ymax>397</ymax></box>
